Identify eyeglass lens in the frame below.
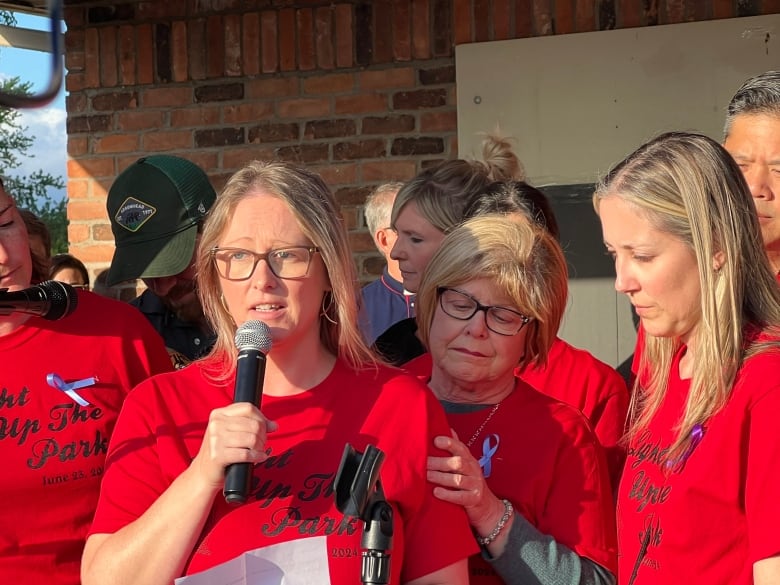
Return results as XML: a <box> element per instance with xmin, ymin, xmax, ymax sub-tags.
<box><xmin>439</xmin><ymin>288</ymin><xmax>528</xmax><ymax>335</ymax></box>
<box><xmin>214</xmin><ymin>247</ymin><xmax>314</xmax><ymax>280</ymax></box>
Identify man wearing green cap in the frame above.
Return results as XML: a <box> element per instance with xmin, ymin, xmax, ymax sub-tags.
<box><xmin>106</xmin><ymin>155</ymin><xmax>217</xmax><ymax>367</ymax></box>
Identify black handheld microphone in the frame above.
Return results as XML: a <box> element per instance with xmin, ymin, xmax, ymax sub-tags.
<box><xmin>224</xmin><ymin>320</ymin><xmax>273</xmax><ymax>504</ymax></box>
<box><xmin>0</xmin><ymin>280</ymin><xmax>78</xmax><ymax>320</ymax></box>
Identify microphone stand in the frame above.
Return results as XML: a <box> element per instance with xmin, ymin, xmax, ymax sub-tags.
<box><xmin>335</xmin><ymin>444</ymin><xmax>394</xmax><ymax>585</ymax></box>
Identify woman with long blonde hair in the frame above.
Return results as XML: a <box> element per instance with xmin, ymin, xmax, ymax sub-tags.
<box><xmin>594</xmin><ymin>131</ymin><xmax>780</xmax><ymax>585</ymax></box>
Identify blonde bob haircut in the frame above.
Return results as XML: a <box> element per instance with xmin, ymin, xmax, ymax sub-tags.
<box><xmin>415</xmin><ymin>215</ymin><xmax>568</xmax><ymax>370</ymax></box>
<box><xmin>197</xmin><ymin>160</ymin><xmax>375</xmax><ymax>376</ymax></box>
<box><xmin>593</xmin><ymin>131</ymin><xmax>780</xmax><ymax>460</ymax></box>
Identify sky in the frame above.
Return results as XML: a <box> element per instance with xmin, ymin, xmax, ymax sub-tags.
<box><xmin>1</xmin><ymin>12</ymin><xmax>67</xmax><ymax>201</ymax></box>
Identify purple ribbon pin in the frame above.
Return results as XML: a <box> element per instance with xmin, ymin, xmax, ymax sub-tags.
<box><xmin>46</xmin><ymin>373</ymin><xmax>99</xmax><ymax>406</ymax></box>
<box><xmin>478</xmin><ymin>434</ymin><xmax>500</xmax><ymax>478</ymax></box>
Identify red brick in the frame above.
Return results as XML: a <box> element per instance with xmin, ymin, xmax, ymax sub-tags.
<box><xmin>68</xmin><ymin>136</ymin><xmax>89</xmax><ymax>157</ymax></box>
<box><xmin>554</xmin><ymin>1</ymin><xmax>574</xmax><ymax>33</ymax></box>
<box><xmin>142</xmin><ymin>86</ymin><xmax>192</xmax><ymax>108</ymax></box>
<box><xmin>277</xmin><ymin>98</ymin><xmax>331</xmax><ymax>118</ymax></box>
<box><xmin>618</xmin><ymin>0</ymin><xmax>642</xmax><ymax>27</ymax></box>
<box><xmin>304</xmin><ymin>73</ymin><xmax>354</xmax><ymax>94</ymax></box>
<box><xmin>94</xmin><ymin>134</ymin><xmax>139</xmax><ymax>154</ymax></box>
<box><xmin>68</xmin><ymin>223</ymin><xmax>90</xmax><ymax>244</ymax></box>
<box><xmin>334</xmin><ymin>3</ymin><xmax>353</xmax><ymax>68</ymax></box>
<box><xmin>118</xmin><ymin>25</ymin><xmax>135</xmax><ymax>85</ymax></box>
<box><xmin>207</xmin><ymin>15</ymin><xmax>225</xmax><ymax>78</ymax></box>
<box><xmin>334</xmin><ymin>93</ymin><xmax>388</xmax><ymax>114</ymax></box>
<box><xmin>374</xmin><ymin>2</ymin><xmax>393</xmax><ymax>63</ymax></box>
<box><xmin>171</xmin><ymin>21</ymin><xmax>188</xmax><ymax>82</ymax></box>
<box><xmin>69</xmin><ymin>243</ymin><xmax>115</xmax><ymax>263</ymax></box>
<box><xmin>142</xmin><ymin>130</ymin><xmax>193</xmax><ymax>151</ymax></box>
<box><xmin>764</xmin><ymin>0</ymin><xmax>780</xmax><ymax>15</ymax></box>
<box><xmin>117</xmin><ymin>110</ymin><xmax>166</xmax><ymax>131</ymax></box>
<box><xmin>84</xmin><ymin>28</ymin><xmax>99</xmax><ymax>88</ymax></box>
<box><xmin>453</xmin><ymin>0</ymin><xmax>471</xmax><ymax>44</ymax></box>
<box><xmin>420</xmin><ymin>110</ymin><xmax>457</xmax><ymax>132</ymax></box>
<box><xmin>224</xmin><ymin>13</ymin><xmax>242</xmax><ymax>76</ymax></box>
<box><xmin>574</xmin><ymin>0</ymin><xmax>595</xmax><ymax>32</ymax></box>
<box><xmin>474</xmin><ymin>0</ymin><xmax>491</xmax><ymax>41</ymax></box>
<box><xmin>183</xmin><ymin>152</ymin><xmax>219</xmax><ymax>172</ymax></box>
<box><xmin>312</xmin><ymin>162</ymin><xmax>358</xmax><ymax>185</ymax></box>
<box><xmin>533</xmin><ymin>0</ymin><xmax>553</xmax><ymax>35</ymax></box>
<box><xmin>222</xmin><ymin>102</ymin><xmax>275</xmax><ymax>124</ymax></box>
<box><xmin>68</xmin><ymin>158</ymin><xmax>116</xmax><ymax>180</ymax></box>
<box><xmin>359</xmin><ymin>67</ymin><xmax>415</xmax><ymax>90</ymax></box>
<box><xmin>361</xmin><ymin>160</ymin><xmax>416</xmax><ymax>182</ymax></box>
<box><xmin>515</xmin><ymin>1</ymin><xmax>533</xmax><ymax>37</ymax></box>
<box><xmin>664</xmin><ymin>0</ymin><xmax>685</xmax><ymax>23</ymax></box>
<box><xmin>109</xmin><ymin>37</ymin><xmax>137</xmax><ymax>79</ymax></box>
<box><xmin>170</xmin><ymin>107</ymin><xmax>221</xmax><ymax>127</ymax></box>
<box><xmin>69</xmin><ymin>199</ymin><xmax>112</xmax><ymax>221</ymax></box>
<box><xmin>67</xmin><ymin>93</ymin><xmax>88</xmax><ymax>114</ymax></box>
<box><xmin>243</xmin><ymin>12</ymin><xmax>260</xmax><ymax>76</ymax></box>
<box><xmin>246</xmin><ymin>77</ymin><xmax>299</xmax><ymax>100</ymax></box>
<box><xmin>261</xmin><ymin>11</ymin><xmax>278</xmax><ymax>73</ymax></box>
<box><xmin>711</xmin><ymin>0</ymin><xmax>733</xmax><ymax>18</ymax></box>
<box><xmin>223</xmin><ymin>147</ymin><xmax>277</xmax><ymax>170</ymax></box>
<box><xmin>279</xmin><ymin>9</ymin><xmax>296</xmax><ymax>71</ymax></box>
<box><xmin>393</xmin><ymin>88</ymin><xmax>447</xmax><ymax>109</ymax></box>
<box><xmin>411</xmin><ymin>0</ymin><xmax>430</xmax><ymax>58</ymax></box>
<box><xmin>137</xmin><ymin>24</ymin><xmax>154</xmax><ymax>84</ymax></box>
<box><xmin>66</xmin><ymin>50</ymin><xmax>85</xmax><ymax>72</ymax></box>
<box><xmin>393</xmin><ymin>0</ymin><xmax>411</xmax><ymax>60</ymax></box>
<box><xmin>493</xmin><ymin>0</ymin><xmax>511</xmax><ymax>39</ymax></box>
<box><xmin>315</xmin><ymin>6</ymin><xmax>335</xmax><ymax>70</ymax></box>
<box><xmin>362</xmin><ymin>114</ymin><xmax>416</xmax><ymax>134</ymax></box>
<box><xmin>66</xmin><ymin>73</ymin><xmax>86</xmax><ymax>93</ymax></box>
<box><xmin>67</xmin><ymin>180</ymin><xmax>89</xmax><ymax>200</ymax></box>
<box><xmin>92</xmin><ymin>223</ymin><xmax>115</xmax><ymax>242</ymax></box>
<box><xmin>188</xmin><ymin>19</ymin><xmax>207</xmax><ymax>80</ymax></box>
<box><xmin>298</xmin><ymin>9</ymin><xmax>316</xmax><ymax>71</ymax></box>
<box><xmin>432</xmin><ymin>0</ymin><xmax>452</xmax><ymax>56</ymax></box>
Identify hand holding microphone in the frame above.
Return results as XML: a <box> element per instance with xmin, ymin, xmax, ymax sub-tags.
<box><xmin>223</xmin><ymin>320</ymin><xmax>273</xmax><ymax>504</ymax></box>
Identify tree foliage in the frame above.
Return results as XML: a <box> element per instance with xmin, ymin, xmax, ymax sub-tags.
<box><xmin>0</xmin><ymin>20</ymin><xmax>67</xmax><ymax>254</ymax></box>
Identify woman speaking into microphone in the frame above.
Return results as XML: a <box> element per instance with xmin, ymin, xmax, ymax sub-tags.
<box><xmin>82</xmin><ymin>161</ymin><xmax>475</xmax><ymax>585</ymax></box>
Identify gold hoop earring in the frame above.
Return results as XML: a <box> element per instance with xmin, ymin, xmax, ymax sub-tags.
<box><xmin>321</xmin><ymin>292</ymin><xmax>337</xmax><ymax>325</ymax></box>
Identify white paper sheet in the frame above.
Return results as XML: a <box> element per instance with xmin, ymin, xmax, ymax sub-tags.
<box><xmin>175</xmin><ymin>536</ymin><xmax>331</xmax><ymax>585</ymax></box>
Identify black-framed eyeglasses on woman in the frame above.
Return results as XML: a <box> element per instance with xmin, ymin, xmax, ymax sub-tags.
<box><xmin>210</xmin><ymin>246</ymin><xmax>320</xmax><ymax>281</ymax></box>
<box><xmin>437</xmin><ymin>286</ymin><xmax>531</xmax><ymax>336</ymax></box>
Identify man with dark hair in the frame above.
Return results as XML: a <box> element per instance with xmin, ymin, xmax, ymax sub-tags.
<box><xmin>106</xmin><ymin>155</ymin><xmax>217</xmax><ymax>367</ymax></box>
<box><xmin>723</xmin><ymin>70</ymin><xmax>780</xmax><ymax>278</ymax></box>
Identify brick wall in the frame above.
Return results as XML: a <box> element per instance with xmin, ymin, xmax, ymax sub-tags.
<box><xmin>62</xmin><ymin>0</ymin><xmax>780</xmax><ymax>293</ymax></box>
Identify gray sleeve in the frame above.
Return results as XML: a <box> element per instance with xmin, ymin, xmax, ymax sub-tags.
<box><xmin>485</xmin><ymin>512</ymin><xmax>615</xmax><ymax>585</ymax></box>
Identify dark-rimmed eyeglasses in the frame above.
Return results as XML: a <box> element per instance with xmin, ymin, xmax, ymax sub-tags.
<box><xmin>437</xmin><ymin>286</ymin><xmax>531</xmax><ymax>336</ymax></box>
<box><xmin>210</xmin><ymin>246</ymin><xmax>320</xmax><ymax>281</ymax></box>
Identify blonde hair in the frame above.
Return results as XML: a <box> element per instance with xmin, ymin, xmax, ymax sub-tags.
<box><xmin>594</xmin><ymin>131</ymin><xmax>780</xmax><ymax>460</ymax></box>
<box><xmin>197</xmin><ymin>160</ymin><xmax>376</xmax><ymax>376</ymax></box>
<box><xmin>416</xmin><ymin>215</ymin><xmax>568</xmax><ymax>370</ymax></box>
<box><xmin>390</xmin><ymin>134</ymin><xmax>523</xmax><ymax>233</ymax></box>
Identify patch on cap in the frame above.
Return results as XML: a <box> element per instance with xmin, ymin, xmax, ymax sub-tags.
<box><xmin>114</xmin><ymin>196</ymin><xmax>157</xmax><ymax>233</ymax></box>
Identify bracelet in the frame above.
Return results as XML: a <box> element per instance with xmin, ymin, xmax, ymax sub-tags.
<box><xmin>475</xmin><ymin>499</ymin><xmax>514</xmax><ymax>546</ymax></box>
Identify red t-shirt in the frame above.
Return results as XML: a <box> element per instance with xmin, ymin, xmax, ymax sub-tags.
<box><xmin>517</xmin><ymin>336</ymin><xmax>629</xmax><ymax>490</ymax></box>
<box><xmin>0</xmin><ymin>291</ymin><xmax>172</xmax><ymax>585</ymax></box>
<box><xmin>618</xmin><ymin>337</ymin><xmax>780</xmax><ymax>584</ymax></box>
<box><xmin>403</xmin><ymin>355</ymin><xmax>617</xmax><ymax>583</ymax></box>
<box><xmin>89</xmin><ymin>358</ymin><xmax>477</xmax><ymax>583</ymax></box>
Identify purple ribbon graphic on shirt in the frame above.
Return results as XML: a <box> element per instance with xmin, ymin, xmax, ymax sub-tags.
<box><xmin>46</xmin><ymin>373</ymin><xmax>99</xmax><ymax>406</ymax></box>
<box><xmin>478</xmin><ymin>434</ymin><xmax>500</xmax><ymax>478</ymax></box>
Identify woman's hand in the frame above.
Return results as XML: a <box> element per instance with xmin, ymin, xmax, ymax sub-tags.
<box><xmin>191</xmin><ymin>402</ymin><xmax>278</xmax><ymax>490</ymax></box>
<box><xmin>426</xmin><ymin>430</ymin><xmax>503</xmax><ymax>529</ymax></box>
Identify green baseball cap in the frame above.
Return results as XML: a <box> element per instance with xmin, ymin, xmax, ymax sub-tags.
<box><xmin>106</xmin><ymin>155</ymin><xmax>216</xmax><ymax>286</ymax></box>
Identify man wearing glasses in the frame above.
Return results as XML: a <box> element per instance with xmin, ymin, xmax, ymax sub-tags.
<box><xmin>106</xmin><ymin>155</ymin><xmax>217</xmax><ymax>368</ymax></box>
